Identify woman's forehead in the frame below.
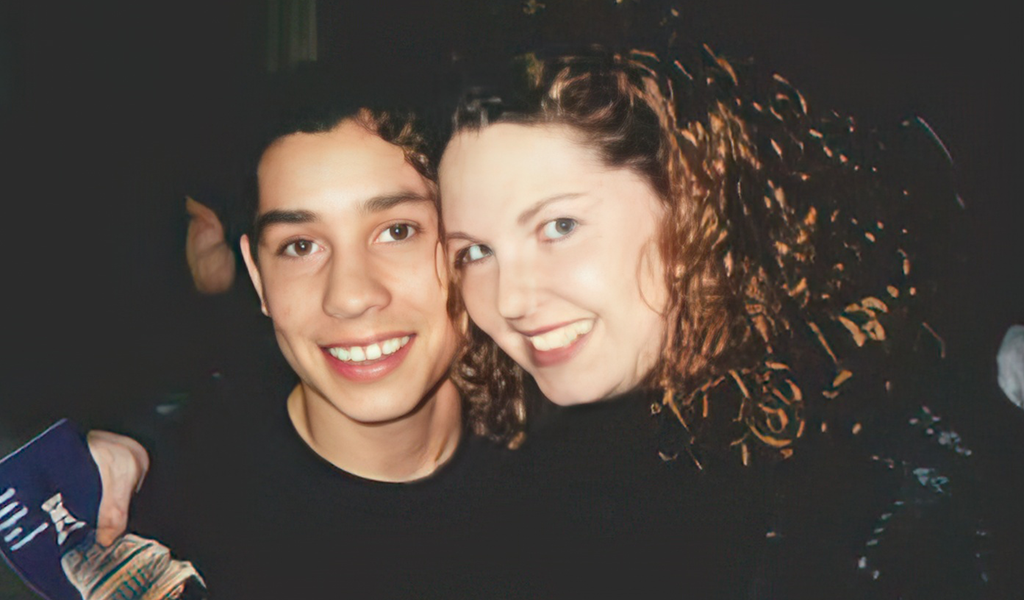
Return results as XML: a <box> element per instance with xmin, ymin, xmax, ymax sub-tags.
<box><xmin>440</xmin><ymin>124</ymin><xmax>603</xmax><ymax>198</ymax></box>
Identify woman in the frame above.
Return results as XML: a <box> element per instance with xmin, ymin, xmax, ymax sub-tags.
<box><xmin>439</xmin><ymin>48</ymin><xmax>850</xmax><ymax>455</ymax></box>
<box><xmin>437</xmin><ymin>48</ymin><xmax>992</xmax><ymax>598</ymax></box>
<box><xmin>437</xmin><ymin>47</ymin><xmax>791</xmax><ymax>596</ymax></box>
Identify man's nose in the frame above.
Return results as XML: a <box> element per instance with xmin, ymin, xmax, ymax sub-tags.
<box><xmin>322</xmin><ymin>252</ymin><xmax>391</xmax><ymax>319</ymax></box>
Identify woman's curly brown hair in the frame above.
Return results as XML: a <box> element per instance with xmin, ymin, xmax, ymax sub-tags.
<box><xmin>445</xmin><ymin>48</ymin><xmax>780</xmax><ymax>450</ymax></box>
<box><xmin>447</xmin><ymin>45</ymin><xmax>954</xmax><ymax>462</ymax></box>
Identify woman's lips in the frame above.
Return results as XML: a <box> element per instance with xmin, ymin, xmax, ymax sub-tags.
<box><xmin>523</xmin><ymin>320</ymin><xmax>593</xmax><ymax>368</ymax></box>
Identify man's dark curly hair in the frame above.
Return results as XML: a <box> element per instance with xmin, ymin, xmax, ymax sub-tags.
<box><xmin>241</xmin><ymin>65</ymin><xmax>439</xmax><ymax>265</ymax></box>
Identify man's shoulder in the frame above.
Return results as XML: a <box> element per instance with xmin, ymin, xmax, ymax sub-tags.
<box><xmin>445</xmin><ymin>431</ymin><xmax>509</xmax><ymax>476</ymax></box>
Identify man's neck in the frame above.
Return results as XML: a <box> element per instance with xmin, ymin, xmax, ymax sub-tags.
<box><xmin>285</xmin><ymin>380</ymin><xmax>463</xmax><ymax>483</ymax></box>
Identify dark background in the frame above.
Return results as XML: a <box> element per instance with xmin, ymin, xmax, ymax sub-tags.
<box><xmin>0</xmin><ymin>0</ymin><xmax>1020</xmax><ymax>597</ymax></box>
<box><xmin>0</xmin><ymin>0</ymin><xmax>1020</xmax><ymax>470</ymax></box>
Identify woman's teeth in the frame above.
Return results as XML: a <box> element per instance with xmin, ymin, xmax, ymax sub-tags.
<box><xmin>328</xmin><ymin>336</ymin><xmax>410</xmax><ymax>363</ymax></box>
<box><xmin>527</xmin><ymin>320</ymin><xmax>593</xmax><ymax>351</ymax></box>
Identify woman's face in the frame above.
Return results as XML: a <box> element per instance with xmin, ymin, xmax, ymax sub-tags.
<box><xmin>440</xmin><ymin>123</ymin><xmax>669</xmax><ymax>405</ymax></box>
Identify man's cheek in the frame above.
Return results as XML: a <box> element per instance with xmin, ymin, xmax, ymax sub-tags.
<box><xmin>264</xmin><ymin>288</ymin><xmax>298</xmax><ymax>321</ymax></box>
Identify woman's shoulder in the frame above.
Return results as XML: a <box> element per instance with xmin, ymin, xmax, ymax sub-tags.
<box><xmin>756</xmin><ymin>368</ymin><xmax>1024</xmax><ymax>599</ymax></box>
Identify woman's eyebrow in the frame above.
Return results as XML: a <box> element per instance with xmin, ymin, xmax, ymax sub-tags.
<box><xmin>445</xmin><ymin>193</ymin><xmax>586</xmax><ymax>242</ymax></box>
<box><xmin>444</xmin><ymin>231</ymin><xmax>478</xmax><ymax>244</ymax></box>
<box><xmin>516</xmin><ymin>192</ymin><xmax>584</xmax><ymax>226</ymax></box>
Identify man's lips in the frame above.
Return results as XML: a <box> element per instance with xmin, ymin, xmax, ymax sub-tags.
<box><xmin>324</xmin><ymin>334</ymin><xmax>412</xmax><ymax>363</ymax></box>
<box><xmin>322</xmin><ymin>334</ymin><xmax>415</xmax><ymax>382</ymax></box>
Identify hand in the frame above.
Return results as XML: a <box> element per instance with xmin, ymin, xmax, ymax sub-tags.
<box><xmin>186</xmin><ymin>195</ymin><xmax>236</xmax><ymax>294</ymax></box>
<box><xmin>87</xmin><ymin>430</ymin><xmax>150</xmax><ymax>547</ymax></box>
<box><xmin>998</xmin><ymin>324</ymin><xmax>1024</xmax><ymax>410</ymax></box>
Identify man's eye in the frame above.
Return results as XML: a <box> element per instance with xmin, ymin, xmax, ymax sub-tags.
<box><xmin>281</xmin><ymin>239</ymin><xmax>322</xmax><ymax>257</ymax></box>
<box><xmin>541</xmin><ymin>218</ymin><xmax>577</xmax><ymax>240</ymax></box>
<box><xmin>377</xmin><ymin>223</ymin><xmax>416</xmax><ymax>243</ymax></box>
<box><xmin>456</xmin><ymin>244</ymin><xmax>492</xmax><ymax>266</ymax></box>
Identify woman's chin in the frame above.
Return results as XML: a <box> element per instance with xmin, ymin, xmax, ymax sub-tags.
<box><xmin>536</xmin><ymin>379</ymin><xmax>606</xmax><ymax>406</ymax></box>
<box><xmin>537</xmin><ymin>375</ymin><xmax>649</xmax><ymax>406</ymax></box>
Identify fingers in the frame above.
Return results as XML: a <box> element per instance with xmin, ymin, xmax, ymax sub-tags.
<box><xmin>185</xmin><ymin>195</ymin><xmax>219</xmax><ymax>224</ymax></box>
<box><xmin>191</xmin><ymin>244</ymin><xmax>237</xmax><ymax>294</ymax></box>
<box><xmin>94</xmin><ymin>502</ymin><xmax>128</xmax><ymax>548</ymax></box>
<box><xmin>186</xmin><ymin>196</ymin><xmax>226</xmax><ymax>244</ymax></box>
<box><xmin>87</xmin><ymin>431</ymin><xmax>151</xmax><ymax>547</ymax></box>
<box><xmin>185</xmin><ymin>195</ymin><xmax>235</xmax><ymax>293</ymax></box>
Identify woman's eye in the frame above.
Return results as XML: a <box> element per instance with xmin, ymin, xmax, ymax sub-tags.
<box><xmin>377</xmin><ymin>223</ymin><xmax>416</xmax><ymax>243</ymax></box>
<box><xmin>541</xmin><ymin>218</ymin><xmax>577</xmax><ymax>240</ymax></box>
<box><xmin>457</xmin><ymin>244</ymin><xmax>492</xmax><ymax>266</ymax></box>
<box><xmin>281</xmin><ymin>239</ymin><xmax>322</xmax><ymax>257</ymax></box>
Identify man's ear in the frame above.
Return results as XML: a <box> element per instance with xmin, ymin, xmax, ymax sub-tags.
<box><xmin>240</xmin><ymin>234</ymin><xmax>269</xmax><ymax>316</ymax></box>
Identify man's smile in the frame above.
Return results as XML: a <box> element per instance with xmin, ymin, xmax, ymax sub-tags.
<box><xmin>326</xmin><ymin>334</ymin><xmax>412</xmax><ymax>362</ymax></box>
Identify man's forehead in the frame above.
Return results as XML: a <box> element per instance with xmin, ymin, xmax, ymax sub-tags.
<box><xmin>261</xmin><ymin>121</ymin><xmax>411</xmax><ymax>178</ymax></box>
<box><xmin>257</xmin><ymin>120</ymin><xmax>431</xmax><ymax>210</ymax></box>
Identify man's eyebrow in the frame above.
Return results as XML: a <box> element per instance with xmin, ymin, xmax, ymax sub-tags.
<box><xmin>516</xmin><ymin>193</ymin><xmax>584</xmax><ymax>227</ymax></box>
<box><xmin>361</xmin><ymin>193</ymin><xmax>433</xmax><ymax>214</ymax></box>
<box><xmin>253</xmin><ymin>194</ymin><xmax>431</xmax><ymax>242</ymax></box>
<box><xmin>254</xmin><ymin>209</ymin><xmax>318</xmax><ymax>243</ymax></box>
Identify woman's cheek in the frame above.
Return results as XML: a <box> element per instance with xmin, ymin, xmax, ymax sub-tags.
<box><xmin>549</xmin><ymin>245</ymin><xmax>606</xmax><ymax>292</ymax></box>
<box><xmin>460</xmin><ymin>273</ymin><xmax>500</xmax><ymax>332</ymax></box>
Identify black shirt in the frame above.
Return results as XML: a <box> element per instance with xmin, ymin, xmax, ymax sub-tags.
<box><xmin>135</xmin><ymin>366</ymin><xmax>512</xmax><ymax>599</ymax></box>
<box><xmin>492</xmin><ymin>389</ymin><xmax>771</xmax><ymax>599</ymax></box>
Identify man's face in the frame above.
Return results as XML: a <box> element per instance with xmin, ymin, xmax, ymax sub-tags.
<box><xmin>241</xmin><ymin>119</ymin><xmax>458</xmax><ymax>424</ymax></box>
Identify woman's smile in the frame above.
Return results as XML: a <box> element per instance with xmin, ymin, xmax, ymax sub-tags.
<box><xmin>441</xmin><ymin>123</ymin><xmax>669</xmax><ymax>405</ymax></box>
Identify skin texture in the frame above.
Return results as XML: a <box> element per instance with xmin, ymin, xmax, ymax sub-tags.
<box><xmin>88</xmin><ymin>431</ymin><xmax>150</xmax><ymax>547</ymax></box>
<box><xmin>185</xmin><ymin>196</ymin><xmax>236</xmax><ymax>294</ymax></box>
<box><xmin>241</xmin><ymin>119</ymin><xmax>461</xmax><ymax>481</ymax></box>
<box><xmin>441</xmin><ymin>123</ymin><xmax>669</xmax><ymax>406</ymax></box>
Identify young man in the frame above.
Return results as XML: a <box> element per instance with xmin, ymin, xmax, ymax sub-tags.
<box><xmin>93</xmin><ymin>102</ymin><xmax>508</xmax><ymax>598</ymax></box>
<box><xmin>241</xmin><ymin>109</ymin><xmax>462</xmax><ymax>483</ymax></box>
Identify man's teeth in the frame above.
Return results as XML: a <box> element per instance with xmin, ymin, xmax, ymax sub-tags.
<box><xmin>527</xmin><ymin>320</ymin><xmax>593</xmax><ymax>351</ymax></box>
<box><xmin>328</xmin><ymin>336</ymin><xmax>410</xmax><ymax>363</ymax></box>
